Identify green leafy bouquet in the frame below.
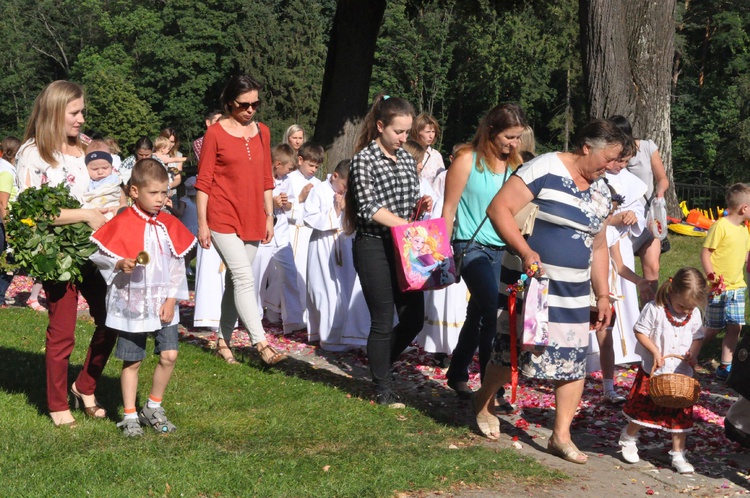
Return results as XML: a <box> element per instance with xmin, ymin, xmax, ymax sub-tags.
<box><xmin>5</xmin><ymin>183</ymin><xmax>96</xmax><ymax>282</ymax></box>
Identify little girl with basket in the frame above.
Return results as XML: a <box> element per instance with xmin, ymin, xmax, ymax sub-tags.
<box><xmin>618</xmin><ymin>267</ymin><xmax>708</xmax><ymax>474</ymax></box>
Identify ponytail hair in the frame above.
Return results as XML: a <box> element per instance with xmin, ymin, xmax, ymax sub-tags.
<box><xmin>654</xmin><ymin>267</ymin><xmax>708</xmax><ymax>310</ymax></box>
<box><xmin>354</xmin><ymin>95</ymin><xmax>416</xmax><ymax>154</ymax></box>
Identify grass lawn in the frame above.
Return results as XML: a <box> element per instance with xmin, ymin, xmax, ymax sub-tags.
<box><xmin>0</xmin><ymin>310</ymin><xmax>560</xmax><ymax>497</ymax></box>
<box><xmin>0</xmin><ymin>233</ymin><xmax>743</xmax><ymax>497</ymax></box>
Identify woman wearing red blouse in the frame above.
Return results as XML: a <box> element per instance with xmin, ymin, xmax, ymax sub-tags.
<box><xmin>195</xmin><ymin>74</ymin><xmax>287</xmax><ymax>365</ymax></box>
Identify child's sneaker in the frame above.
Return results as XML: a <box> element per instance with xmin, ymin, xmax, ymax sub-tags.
<box><xmin>716</xmin><ymin>364</ymin><xmax>731</xmax><ymax>381</ymax></box>
<box><xmin>116</xmin><ymin>417</ymin><xmax>144</xmax><ymax>437</ymax></box>
<box><xmin>603</xmin><ymin>390</ymin><xmax>627</xmax><ymax>404</ymax></box>
<box><xmin>138</xmin><ymin>405</ymin><xmax>177</xmax><ymax>433</ymax></box>
<box><xmin>618</xmin><ymin>427</ymin><xmax>639</xmax><ymax>463</ymax></box>
<box><xmin>669</xmin><ymin>450</ymin><xmax>694</xmax><ymax>474</ymax></box>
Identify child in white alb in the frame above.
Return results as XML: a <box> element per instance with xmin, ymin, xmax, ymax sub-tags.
<box><xmin>286</xmin><ymin>142</ymin><xmax>323</xmax><ymax>319</ymax></box>
<box><xmin>252</xmin><ymin>144</ymin><xmax>306</xmax><ymax>333</ymax></box>
<box><xmin>90</xmin><ymin>158</ymin><xmax>196</xmax><ymax>436</ymax></box>
<box><xmin>618</xmin><ymin>267</ymin><xmax>707</xmax><ymax>474</ymax></box>
<box><xmin>304</xmin><ymin>160</ymin><xmax>367</xmax><ymax>350</ymax></box>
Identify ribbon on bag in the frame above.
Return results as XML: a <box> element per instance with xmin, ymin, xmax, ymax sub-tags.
<box><xmin>507</xmin><ymin>263</ymin><xmax>547</xmax><ymax>404</ymax></box>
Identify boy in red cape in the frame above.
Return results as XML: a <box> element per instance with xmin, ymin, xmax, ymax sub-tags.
<box><xmin>90</xmin><ymin>158</ymin><xmax>196</xmax><ymax>436</ymax></box>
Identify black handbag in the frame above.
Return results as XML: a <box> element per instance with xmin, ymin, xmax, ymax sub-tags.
<box><xmin>453</xmin><ymin>215</ymin><xmax>487</xmax><ymax>283</ymax></box>
<box><xmin>727</xmin><ymin>332</ymin><xmax>750</xmax><ymax>400</ymax></box>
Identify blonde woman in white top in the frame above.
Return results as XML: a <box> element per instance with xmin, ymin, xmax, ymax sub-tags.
<box><xmin>15</xmin><ymin>80</ymin><xmax>117</xmax><ymax>427</ymax></box>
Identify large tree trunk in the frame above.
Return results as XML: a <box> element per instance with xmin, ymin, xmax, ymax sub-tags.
<box><xmin>580</xmin><ymin>0</ymin><xmax>679</xmax><ymax>217</ymax></box>
<box><xmin>313</xmin><ymin>0</ymin><xmax>386</xmax><ymax>171</ymax></box>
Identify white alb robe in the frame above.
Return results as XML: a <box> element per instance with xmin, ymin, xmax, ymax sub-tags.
<box><xmin>304</xmin><ymin>179</ymin><xmax>367</xmax><ymax>351</ymax></box>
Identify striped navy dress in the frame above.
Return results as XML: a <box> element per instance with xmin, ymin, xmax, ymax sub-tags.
<box><xmin>498</xmin><ymin>152</ymin><xmax>612</xmax><ymax>381</ymax></box>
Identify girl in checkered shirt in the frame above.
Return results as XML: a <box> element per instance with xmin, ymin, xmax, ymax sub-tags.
<box><xmin>344</xmin><ymin>95</ymin><xmax>434</xmax><ymax>407</ymax></box>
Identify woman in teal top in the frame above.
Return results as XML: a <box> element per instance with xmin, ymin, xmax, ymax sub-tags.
<box><xmin>441</xmin><ymin>103</ymin><xmax>527</xmax><ymax>407</ymax></box>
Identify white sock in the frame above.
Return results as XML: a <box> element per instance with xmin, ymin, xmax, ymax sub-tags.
<box><xmin>620</xmin><ymin>427</ymin><xmax>638</xmax><ymax>442</ymax></box>
<box><xmin>123</xmin><ymin>411</ymin><xmax>138</xmax><ymax>420</ymax></box>
<box><xmin>147</xmin><ymin>397</ymin><xmax>162</xmax><ymax>409</ymax></box>
<box><xmin>603</xmin><ymin>379</ymin><xmax>615</xmax><ymax>392</ymax></box>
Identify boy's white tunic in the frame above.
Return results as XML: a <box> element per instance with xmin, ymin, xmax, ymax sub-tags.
<box><xmin>252</xmin><ymin>174</ymin><xmax>306</xmax><ymax>332</ymax></box>
<box><xmin>89</xmin><ymin>206</ymin><xmax>194</xmax><ymax>333</ymax></box>
<box><xmin>287</xmin><ymin>170</ymin><xmax>321</xmax><ymax>318</ymax></box>
<box><xmin>303</xmin><ymin>178</ymin><xmax>367</xmax><ymax>351</ymax></box>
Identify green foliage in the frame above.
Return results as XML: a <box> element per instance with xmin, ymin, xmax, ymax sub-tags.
<box><xmin>371</xmin><ymin>0</ymin><xmax>581</xmax><ymax>155</ymax></box>
<box><xmin>672</xmin><ymin>1</ymin><xmax>750</xmax><ymax>186</ymax></box>
<box><xmin>0</xmin><ymin>0</ymin><xmax>747</xmax><ymax>188</ymax></box>
<box><xmin>5</xmin><ymin>184</ymin><xmax>96</xmax><ymax>282</ymax></box>
<box><xmin>70</xmin><ymin>46</ymin><xmax>161</xmax><ymax>147</ymax></box>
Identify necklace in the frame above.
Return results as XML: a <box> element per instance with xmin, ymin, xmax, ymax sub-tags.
<box><xmin>664</xmin><ymin>304</ymin><xmax>692</xmax><ymax>327</ymax></box>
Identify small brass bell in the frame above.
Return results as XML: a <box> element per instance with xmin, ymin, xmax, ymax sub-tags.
<box><xmin>136</xmin><ymin>251</ymin><xmax>150</xmax><ymax>265</ymax></box>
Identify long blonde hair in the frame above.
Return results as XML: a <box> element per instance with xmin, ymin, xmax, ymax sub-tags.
<box><xmin>23</xmin><ymin>80</ymin><xmax>85</xmax><ymax>166</ymax></box>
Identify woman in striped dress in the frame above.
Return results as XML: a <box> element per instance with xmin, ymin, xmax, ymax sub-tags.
<box><xmin>471</xmin><ymin>119</ymin><xmax>631</xmax><ymax>464</ymax></box>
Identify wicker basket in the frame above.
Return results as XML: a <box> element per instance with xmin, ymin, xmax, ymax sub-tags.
<box><xmin>648</xmin><ymin>354</ymin><xmax>701</xmax><ymax>409</ymax></box>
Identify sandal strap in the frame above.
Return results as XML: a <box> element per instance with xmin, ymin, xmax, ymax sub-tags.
<box><xmin>258</xmin><ymin>344</ymin><xmax>287</xmax><ymax>365</ymax></box>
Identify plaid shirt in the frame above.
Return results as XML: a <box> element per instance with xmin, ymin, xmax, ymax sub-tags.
<box><xmin>350</xmin><ymin>140</ymin><xmax>420</xmax><ymax>238</ymax></box>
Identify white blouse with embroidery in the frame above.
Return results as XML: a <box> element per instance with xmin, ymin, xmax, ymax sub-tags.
<box><xmin>15</xmin><ymin>140</ymin><xmax>90</xmax><ymax>203</ymax></box>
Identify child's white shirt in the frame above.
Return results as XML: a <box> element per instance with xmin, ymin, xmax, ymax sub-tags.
<box><xmin>264</xmin><ymin>174</ymin><xmax>292</xmax><ymax>247</ymax></box>
<box><xmin>90</xmin><ymin>210</ymin><xmax>190</xmax><ymax>333</ymax></box>
<box><xmin>304</xmin><ymin>177</ymin><xmax>342</xmax><ymax>232</ymax></box>
<box><xmin>287</xmin><ymin>169</ymin><xmax>321</xmax><ymax>226</ymax></box>
<box><xmin>634</xmin><ymin>301</ymin><xmax>704</xmax><ymax>377</ymax></box>
<box><xmin>418</xmin><ymin>177</ymin><xmax>437</xmax><ymax>219</ymax></box>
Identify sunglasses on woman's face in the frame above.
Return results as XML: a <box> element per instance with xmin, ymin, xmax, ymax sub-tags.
<box><xmin>234</xmin><ymin>99</ymin><xmax>261</xmax><ymax>111</ymax></box>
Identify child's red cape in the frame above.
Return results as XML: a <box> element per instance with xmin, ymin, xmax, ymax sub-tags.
<box><xmin>90</xmin><ymin>206</ymin><xmax>197</xmax><ymax>260</ymax></box>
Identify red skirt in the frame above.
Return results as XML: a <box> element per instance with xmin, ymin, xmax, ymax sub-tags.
<box><xmin>622</xmin><ymin>366</ymin><xmax>693</xmax><ymax>432</ymax></box>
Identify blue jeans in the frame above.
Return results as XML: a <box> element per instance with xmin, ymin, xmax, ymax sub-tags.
<box><xmin>447</xmin><ymin>241</ymin><xmax>504</xmax><ymax>384</ymax></box>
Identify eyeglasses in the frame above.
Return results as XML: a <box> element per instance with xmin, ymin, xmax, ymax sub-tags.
<box><xmin>234</xmin><ymin>99</ymin><xmax>261</xmax><ymax>111</ymax></box>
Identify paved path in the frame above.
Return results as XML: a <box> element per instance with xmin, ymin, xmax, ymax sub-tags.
<box><xmin>180</xmin><ymin>325</ymin><xmax>750</xmax><ymax>497</ymax></box>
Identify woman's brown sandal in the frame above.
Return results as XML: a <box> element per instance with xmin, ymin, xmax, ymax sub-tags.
<box><xmin>215</xmin><ymin>343</ymin><xmax>239</xmax><ymax>365</ymax></box>
<box><xmin>257</xmin><ymin>343</ymin><xmax>287</xmax><ymax>365</ymax></box>
<box><xmin>70</xmin><ymin>383</ymin><xmax>107</xmax><ymax>419</ymax></box>
<box><xmin>547</xmin><ymin>436</ymin><xmax>588</xmax><ymax>464</ymax></box>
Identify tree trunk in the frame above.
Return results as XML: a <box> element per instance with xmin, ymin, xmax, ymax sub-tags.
<box><xmin>580</xmin><ymin>0</ymin><xmax>679</xmax><ymax>217</ymax></box>
<box><xmin>313</xmin><ymin>0</ymin><xmax>386</xmax><ymax>170</ymax></box>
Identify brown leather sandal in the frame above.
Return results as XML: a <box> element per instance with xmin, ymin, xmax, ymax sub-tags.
<box><xmin>215</xmin><ymin>341</ymin><xmax>239</xmax><ymax>365</ymax></box>
<box><xmin>257</xmin><ymin>343</ymin><xmax>287</xmax><ymax>365</ymax></box>
<box><xmin>70</xmin><ymin>383</ymin><xmax>106</xmax><ymax>419</ymax></box>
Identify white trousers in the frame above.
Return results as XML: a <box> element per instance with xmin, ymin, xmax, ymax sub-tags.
<box><xmin>210</xmin><ymin>231</ymin><xmax>266</xmax><ymax>345</ymax></box>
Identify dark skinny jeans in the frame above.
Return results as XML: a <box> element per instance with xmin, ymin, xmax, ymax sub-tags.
<box><xmin>353</xmin><ymin>234</ymin><xmax>425</xmax><ymax>389</ymax></box>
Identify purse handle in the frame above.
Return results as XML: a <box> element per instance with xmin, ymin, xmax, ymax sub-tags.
<box><xmin>650</xmin><ymin>354</ymin><xmax>685</xmax><ymax>376</ymax></box>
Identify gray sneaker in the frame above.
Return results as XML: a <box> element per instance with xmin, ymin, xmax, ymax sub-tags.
<box><xmin>117</xmin><ymin>417</ymin><xmax>144</xmax><ymax>437</ymax></box>
<box><xmin>138</xmin><ymin>405</ymin><xmax>177</xmax><ymax>433</ymax></box>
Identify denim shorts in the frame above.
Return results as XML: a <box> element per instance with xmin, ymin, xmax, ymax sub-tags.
<box><xmin>705</xmin><ymin>288</ymin><xmax>747</xmax><ymax>329</ymax></box>
<box><xmin>115</xmin><ymin>324</ymin><xmax>179</xmax><ymax>361</ymax></box>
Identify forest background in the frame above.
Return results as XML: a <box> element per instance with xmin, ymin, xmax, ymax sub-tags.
<box><xmin>0</xmin><ymin>0</ymin><xmax>748</xmax><ymax>189</ymax></box>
